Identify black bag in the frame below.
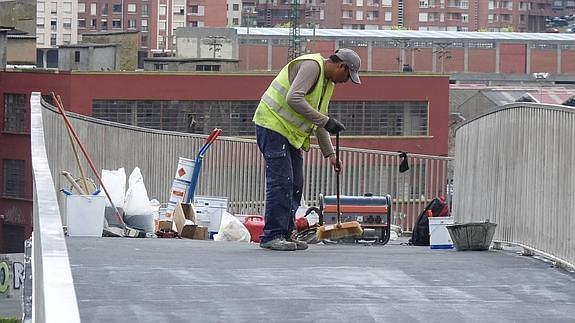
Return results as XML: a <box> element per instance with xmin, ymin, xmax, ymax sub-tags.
<box><xmin>409</xmin><ymin>198</ymin><xmax>449</xmax><ymax>246</ymax></box>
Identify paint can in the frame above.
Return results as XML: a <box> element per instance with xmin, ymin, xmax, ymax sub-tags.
<box><xmin>174</xmin><ymin>157</ymin><xmax>195</xmax><ymax>182</ymax></box>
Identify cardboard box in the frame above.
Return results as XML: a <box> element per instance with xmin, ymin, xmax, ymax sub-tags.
<box><xmin>158</xmin><ymin>220</ymin><xmax>173</xmax><ymax>231</ymax></box>
<box><xmin>173</xmin><ymin>203</ymin><xmax>207</xmax><ymax>239</ymax></box>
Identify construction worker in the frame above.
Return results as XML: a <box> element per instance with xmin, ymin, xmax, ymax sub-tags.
<box><xmin>253</xmin><ymin>48</ymin><xmax>361</xmax><ymax>251</ymax></box>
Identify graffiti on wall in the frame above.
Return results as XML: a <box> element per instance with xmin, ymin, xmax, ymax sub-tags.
<box><xmin>0</xmin><ymin>254</ymin><xmax>24</xmax><ymax>298</ymax></box>
<box><xmin>2</xmin><ymin>206</ymin><xmax>26</xmax><ymax>225</ymax></box>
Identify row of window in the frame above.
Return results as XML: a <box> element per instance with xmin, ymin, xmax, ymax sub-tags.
<box><xmin>92</xmin><ymin>100</ymin><xmax>429</xmax><ymax>137</ymax></box>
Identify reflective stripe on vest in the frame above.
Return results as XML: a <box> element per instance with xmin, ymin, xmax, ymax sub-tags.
<box><xmin>262</xmin><ymin>81</ymin><xmax>312</xmax><ymax>134</ymax></box>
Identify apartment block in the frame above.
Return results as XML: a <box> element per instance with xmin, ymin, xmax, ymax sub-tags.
<box><xmin>37</xmin><ymin>0</ymin><xmax>79</xmax><ymax>67</ymax></box>
<box><xmin>76</xmin><ymin>0</ymin><xmax>226</xmax><ymax>57</ymax></box>
<box><xmin>243</xmin><ymin>0</ymin><xmax>558</xmax><ymax>33</ymax></box>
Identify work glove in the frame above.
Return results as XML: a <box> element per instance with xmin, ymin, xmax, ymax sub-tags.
<box><xmin>324</xmin><ymin>117</ymin><xmax>345</xmax><ymax>134</ymax></box>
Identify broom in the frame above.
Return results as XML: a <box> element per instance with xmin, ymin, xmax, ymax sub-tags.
<box><xmin>316</xmin><ymin>132</ymin><xmax>363</xmax><ymax>241</ymax></box>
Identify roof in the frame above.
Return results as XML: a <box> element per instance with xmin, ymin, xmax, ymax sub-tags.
<box><xmin>476</xmin><ymin>87</ymin><xmax>575</xmax><ymax>105</ymax></box>
<box><xmin>144</xmin><ymin>57</ymin><xmax>239</xmax><ymax>63</ymax></box>
<box><xmin>59</xmin><ymin>43</ymin><xmax>117</xmax><ymax>48</ymax></box>
<box><xmin>234</xmin><ymin>27</ymin><xmax>575</xmax><ymax>42</ymax></box>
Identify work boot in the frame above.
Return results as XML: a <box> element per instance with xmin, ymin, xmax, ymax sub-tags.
<box><xmin>286</xmin><ymin>237</ymin><xmax>308</xmax><ymax>250</ymax></box>
<box><xmin>259</xmin><ymin>238</ymin><xmax>297</xmax><ymax>251</ymax></box>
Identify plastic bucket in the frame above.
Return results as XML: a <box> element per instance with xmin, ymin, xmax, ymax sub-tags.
<box><xmin>175</xmin><ymin>157</ymin><xmax>195</xmax><ymax>182</ymax></box>
<box><xmin>169</xmin><ymin>179</ymin><xmax>190</xmax><ymax>205</ymax></box>
<box><xmin>66</xmin><ymin>195</ymin><xmax>106</xmax><ymax>237</ymax></box>
<box><xmin>428</xmin><ymin>216</ymin><xmax>454</xmax><ymax>249</ymax></box>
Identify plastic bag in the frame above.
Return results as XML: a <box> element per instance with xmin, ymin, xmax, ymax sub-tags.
<box><xmin>214</xmin><ymin>212</ymin><xmax>251</xmax><ymax>242</ymax></box>
<box><xmin>99</xmin><ymin>168</ymin><xmax>126</xmax><ymax>208</ymax></box>
<box><xmin>123</xmin><ymin>167</ymin><xmax>153</xmax><ymax>216</ymax></box>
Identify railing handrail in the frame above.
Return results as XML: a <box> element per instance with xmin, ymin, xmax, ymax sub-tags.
<box><xmin>456</xmin><ymin>102</ymin><xmax>575</xmax><ymax>131</ymax></box>
<box><xmin>454</xmin><ymin>102</ymin><xmax>575</xmax><ymax>270</ymax></box>
<box><xmin>30</xmin><ymin>92</ymin><xmax>81</xmax><ymax>322</ymax></box>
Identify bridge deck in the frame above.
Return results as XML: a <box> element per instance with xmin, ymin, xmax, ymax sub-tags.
<box><xmin>66</xmin><ymin>237</ymin><xmax>575</xmax><ymax>323</ymax></box>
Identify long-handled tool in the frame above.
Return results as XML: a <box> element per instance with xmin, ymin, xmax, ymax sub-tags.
<box><xmin>51</xmin><ymin>92</ymin><xmax>126</xmax><ymax>229</ymax></box>
<box><xmin>56</xmin><ymin>95</ymin><xmax>91</xmax><ymax>195</ymax></box>
<box><xmin>316</xmin><ymin>132</ymin><xmax>363</xmax><ymax>241</ymax></box>
<box><xmin>184</xmin><ymin>128</ymin><xmax>222</xmax><ymax>203</ymax></box>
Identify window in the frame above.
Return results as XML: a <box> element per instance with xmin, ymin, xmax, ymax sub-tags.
<box><xmin>50</xmin><ymin>20</ymin><xmax>57</xmax><ymax>31</ymax></box>
<box><xmin>102</xmin><ymin>3</ymin><xmax>108</xmax><ymax>15</ymax></box>
<box><xmin>160</xmin><ymin>5</ymin><xmax>167</xmax><ymax>15</ymax></box>
<box><xmin>128</xmin><ymin>3</ymin><xmax>136</xmax><ymax>13</ymax></box>
<box><xmin>142</xmin><ymin>4</ymin><xmax>148</xmax><ymax>16</ymax></box>
<box><xmin>63</xmin><ymin>18</ymin><xmax>72</xmax><ymax>29</ymax></box>
<box><xmin>159</xmin><ymin>21</ymin><xmax>166</xmax><ymax>30</ymax></box>
<box><xmin>356</xmin><ymin>10</ymin><xmax>363</xmax><ymax>20</ymax></box>
<box><xmin>419</xmin><ymin>13</ymin><xmax>428</xmax><ymax>22</ymax></box>
<box><xmin>63</xmin><ymin>34</ymin><xmax>71</xmax><ymax>44</ymax></box>
<box><xmin>3</xmin><ymin>94</ymin><xmax>27</xmax><ymax>133</ymax></box>
<box><xmin>233</xmin><ymin>3</ymin><xmax>239</xmax><ymax>10</ymax></box>
<box><xmin>232</xmin><ymin>18</ymin><xmax>239</xmax><ymax>25</ymax></box>
<box><xmin>90</xmin><ymin>3</ymin><xmax>97</xmax><ymax>15</ymax></box>
<box><xmin>3</xmin><ymin>160</ymin><xmax>25</xmax><ymax>198</ymax></box>
<box><xmin>50</xmin><ymin>2</ymin><xmax>57</xmax><ymax>14</ymax></box>
<box><xmin>101</xmin><ymin>19</ymin><xmax>108</xmax><ymax>30</ymax></box>
<box><xmin>64</xmin><ymin>2</ymin><xmax>72</xmax><ymax>13</ymax></box>
<box><xmin>420</xmin><ymin>0</ymin><xmax>429</xmax><ymax>8</ymax></box>
<box><xmin>37</xmin><ymin>22</ymin><xmax>45</xmax><ymax>29</ymax></box>
<box><xmin>461</xmin><ymin>13</ymin><xmax>468</xmax><ymax>23</ymax></box>
<box><xmin>78</xmin><ymin>3</ymin><xmax>85</xmax><ymax>13</ymax></box>
<box><xmin>382</xmin><ymin>0</ymin><xmax>392</xmax><ymax>6</ymax></box>
<box><xmin>128</xmin><ymin>19</ymin><xmax>136</xmax><ymax>29</ymax></box>
<box><xmin>50</xmin><ymin>34</ymin><xmax>57</xmax><ymax>45</ymax></box>
<box><xmin>190</xmin><ymin>5</ymin><xmax>198</xmax><ymax>13</ymax></box>
<box><xmin>112</xmin><ymin>19</ymin><xmax>121</xmax><ymax>28</ymax></box>
<box><xmin>141</xmin><ymin>19</ymin><xmax>148</xmax><ymax>31</ymax></box>
<box><xmin>141</xmin><ymin>34</ymin><xmax>148</xmax><ymax>47</ymax></box>
<box><xmin>356</xmin><ymin>0</ymin><xmax>363</xmax><ymax>6</ymax></box>
<box><xmin>78</xmin><ymin>19</ymin><xmax>86</xmax><ymax>28</ymax></box>
<box><xmin>196</xmin><ymin>65</ymin><xmax>221</xmax><ymax>71</ymax></box>
<box><xmin>74</xmin><ymin>51</ymin><xmax>81</xmax><ymax>62</ymax></box>
<box><xmin>154</xmin><ymin>63</ymin><xmax>167</xmax><ymax>71</ymax></box>
<box><xmin>38</xmin><ymin>1</ymin><xmax>44</xmax><ymax>13</ymax></box>
<box><xmin>112</xmin><ymin>4</ymin><xmax>122</xmax><ymax>13</ymax></box>
<box><xmin>384</xmin><ymin>11</ymin><xmax>392</xmax><ymax>21</ymax></box>
<box><xmin>342</xmin><ymin>10</ymin><xmax>352</xmax><ymax>18</ymax></box>
<box><xmin>91</xmin><ymin>18</ymin><xmax>97</xmax><ymax>28</ymax></box>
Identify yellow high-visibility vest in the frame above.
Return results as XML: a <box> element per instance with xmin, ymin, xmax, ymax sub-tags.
<box><xmin>253</xmin><ymin>53</ymin><xmax>335</xmax><ymax>151</ymax></box>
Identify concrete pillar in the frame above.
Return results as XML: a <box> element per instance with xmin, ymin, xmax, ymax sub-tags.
<box><xmin>367</xmin><ymin>40</ymin><xmax>372</xmax><ymax>72</ymax></box>
<box><xmin>495</xmin><ymin>42</ymin><xmax>500</xmax><ymax>74</ymax></box>
<box><xmin>267</xmin><ymin>40</ymin><xmax>272</xmax><ymax>71</ymax></box>
<box><xmin>557</xmin><ymin>45</ymin><xmax>561</xmax><ymax>74</ymax></box>
<box><xmin>432</xmin><ymin>45</ymin><xmax>437</xmax><ymax>73</ymax></box>
<box><xmin>464</xmin><ymin>45</ymin><xmax>469</xmax><ymax>73</ymax></box>
<box><xmin>526</xmin><ymin>43</ymin><xmax>531</xmax><ymax>74</ymax></box>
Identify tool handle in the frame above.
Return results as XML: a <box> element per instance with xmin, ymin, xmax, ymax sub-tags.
<box><xmin>51</xmin><ymin>93</ymin><xmax>126</xmax><ymax>228</ymax></box>
<box><xmin>336</xmin><ymin>132</ymin><xmax>341</xmax><ymax>225</ymax></box>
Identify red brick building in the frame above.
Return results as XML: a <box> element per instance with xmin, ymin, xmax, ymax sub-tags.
<box><xmin>0</xmin><ymin>70</ymin><xmax>449</xmax><ymax>252</ymax></box>
<box><xmin>243</xmin><ymin>0</ymin><xmax>568</xmax><ymax>33</ymax></box>
<box><xmin>236</xmin><ymin>28</ymin><xmax>575</xmax><ymax>76</ymax></box>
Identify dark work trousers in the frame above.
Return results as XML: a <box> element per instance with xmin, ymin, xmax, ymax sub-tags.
<box><xmin>256</xmin><ymin>125</ymin><xmax>304</xmax><ymax>243</ymax></box>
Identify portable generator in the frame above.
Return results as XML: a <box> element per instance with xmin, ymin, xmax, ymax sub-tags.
<box><xmin>319</xmin><ymin>193</ymin><xmax>392</xmax><ymax>244</ymax></box>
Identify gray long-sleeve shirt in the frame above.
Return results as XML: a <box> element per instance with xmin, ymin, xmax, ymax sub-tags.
<box><xmin>286</xmin><ymin>59</ymin><xmax>335</xmax><ymax>157</ymax></box>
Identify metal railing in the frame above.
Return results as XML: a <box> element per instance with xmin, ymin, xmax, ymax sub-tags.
<box><xmin>40</xmin><ymin>96</ymin><xmax>452</xmax><ymax>231</ymax></box>
<box><xmin>30</xmin><ymin>92</ymin><xmax>81</xmax><ymax>322</ymax></box>
<box><xmin>454</xmin><ymin>102</ymin><xmax>575</xmax><ymax>270</ymax></box>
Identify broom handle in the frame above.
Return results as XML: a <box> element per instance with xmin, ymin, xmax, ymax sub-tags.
<box><xmin>51</xmin><ymin>93</ymin><xmax>126</xmax><ymax>228</ymax></box>
<box><xmin>336</xmin><ymin>132</ymin><xmax>341</xmax><ymax>225</ymax></box>
<box><xmin>57</xmin><ymin>95</ymin><xmax>91</xmax><ymax>195</ymax></box>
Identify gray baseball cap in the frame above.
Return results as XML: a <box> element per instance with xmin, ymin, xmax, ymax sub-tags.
<box><xmin>335</xmin><ymin>48</ymin><xmax>361</xmax><ymax>84</ymax></box>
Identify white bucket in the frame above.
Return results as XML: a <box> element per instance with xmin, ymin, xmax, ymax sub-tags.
<box><xmin>193</xmin><ymin>196</ymin><xmax>228</xmax><ymax>234</ymax></box>
<box><xmin>429</xmin><ymin>216</ymin><xmax>454</xmax><ymax>249</ymax></box>
<box><xmin>175</xmin><ymin>157</ymin><xmax>195</xmax><ymax>182</ymax></box>
<box><xmin>66</xmin><ymin>195</ymin><xmax>106</xmax><ymax>237</ymax></box>
<box><xmin>169</xmin><ymin>179</ymin><xmax>190</xmax><ymax>205</ymax></box>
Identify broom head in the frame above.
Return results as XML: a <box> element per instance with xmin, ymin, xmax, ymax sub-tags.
<box><xmin>316</xmin><ymin>221</ymin><xmax>363</xmax><ymax>241</ymax></box>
